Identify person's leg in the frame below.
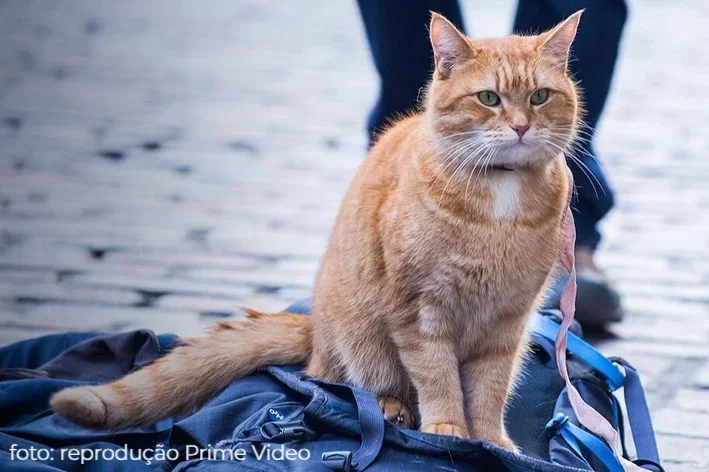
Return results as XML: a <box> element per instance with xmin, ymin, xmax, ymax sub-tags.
<box><xmin>513</xmin><ymin>0</ymin><xmax>626</xmax><ymax>251</ymax></box>
<box><xmin>514</xmin><ymin>0</ymin><xmax>628</xmax><ymax>325</ymax></box>
<box><xmin>357</xmin><ymin>0</ymin><xmax>465</xmax><ymax>142</ymax></box>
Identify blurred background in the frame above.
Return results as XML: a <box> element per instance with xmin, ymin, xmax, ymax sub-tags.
<box><xmin>0</xmin><ymin>1</ymin><xmax>707</xmax><ymax>468</ymax></box>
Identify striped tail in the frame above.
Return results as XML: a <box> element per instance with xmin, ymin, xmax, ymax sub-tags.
<box><xmin>50</xmin><ymin>310</ymin><xmax>312</xmax><ymax>430</ymax></box>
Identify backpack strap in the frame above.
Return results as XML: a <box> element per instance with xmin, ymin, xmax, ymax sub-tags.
<box><xmin>321</xmin><ymin>388</ymin><xmax>386</xmax><ymax>471</ymax></box>
<box><xmin>613</xmin><ymin>359</ymin><xmax>661</xmax><ymax>466</ymax></box>
<box><xmin>531</xmin><ymin>313</ymin><xmax>662</xmax><ymax>470</ymax></box>
<box><xmin>530</xmin><ymin>313</ymin><xmax>625</xmax><ymax>390</ymax></box>
<box><xmin>350</xmin><ymin>389</ymin><xmax>386</xmax><ymax>470</ymax></box>
<box><xmin>546</xmin><ymin>413</ymin><xmax>624</xmax><ymax>472</ymax></box>
<box><xmin>555</xmin><ymin>175</ymin><xmax>645</xmax><ymax>472</ymax></box>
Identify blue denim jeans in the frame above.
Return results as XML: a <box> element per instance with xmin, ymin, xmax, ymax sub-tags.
<box><xmin>357</xmin><ymin>0</ymin><xmax>627</xmax><ymax>250</ymax></box>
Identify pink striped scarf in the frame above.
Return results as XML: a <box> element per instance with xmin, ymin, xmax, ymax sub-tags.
<box><xmin>557</xmin><ymin>169</ymin><xmax>643</xmax><ymax>471</ymax></box>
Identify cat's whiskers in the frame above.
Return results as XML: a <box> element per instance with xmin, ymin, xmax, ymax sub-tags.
<box><xmin>549</xmin><ymin>123</ymin><xmax>592</xmax><ymax>142</ymax></box>
<box><xmin>481</xmin><ymin>145</ymin><xmax>498</xmax><ymax>179</ymax></box>
<box><xmin>547</xmin><ymin>127</ymin><xmax>602</xmax><ymax>170</ymax></box>
<box><xmin>423</xmin><ymin>131</ymin><xmax>480</xmax><ymax>165</ymax></box>
<box><xmin>542</xmin><ymin>137</ymin><xmax>604</xmax><ymax>198</ymax></box>
<box><xmin>429</xmin><ymin>136</ymin><xmax>489</xmax><ymax>190</ymax></box>
<box><xmin>439</xmin><ymin>132</ymin><xmax>507</xmax><ymax>205</ymax></box>
<box><xmin>465</xmin><ymin>142</ymin><xmax>493</xmax><ymax>185</ymax></box>
<box><xmin>465</xmin><ymin>143</ymin><xmax>499</xmax><ymax>201</ymax></box>
<box><xmin>442</xmin><ymin>155</ymin><xmax>476</xmax><ymax>200</ymax></box>
<box><xmin>440</xmin><ymin>138</ymin><xmax>486</xmax><ymax>179</ymax></box>
<box><xmin>429</xmin><ymin>138</ymin><xmax>481</xmax><ymax>166</ymax></box>
<box><xmin>438</xmin><ymin>140</ymin><xmax>491</xmax><ymax>201</ymax></box>
<box><xmin>426</xmin><ymin>140</ymin><xmax>479</xmax><ymax>188</ymax></box>
<box><xmin>427</xmin><ymin>129</ymin><xmax>487</xmax><ymax>157</ymax></box>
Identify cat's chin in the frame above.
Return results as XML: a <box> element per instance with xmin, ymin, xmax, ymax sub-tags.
<box><xmin>492</xmin><ymin>143</ymin><xmax>559</xmax><ymax>171</ymax></box>
<box><xmin>496</xmin><ymin>140</ymin><xmax>531</xmax><ymax>156</ymax></box>
<box><xmin>488</xmin><ymin>162</ymin><xmax>517</xmax><ymax>171</ymax></box>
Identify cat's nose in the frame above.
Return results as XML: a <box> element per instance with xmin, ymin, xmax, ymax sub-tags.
<box><xmin>510</xmin><ymin>124</ymin><xmax>530</xmax><ymax>138</ymax></box>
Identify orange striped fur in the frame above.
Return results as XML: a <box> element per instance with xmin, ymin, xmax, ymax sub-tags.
<box><xmin>51</xmin><ymin>12</ymin><xmax>582</xmax><ymax>449</ymax></box>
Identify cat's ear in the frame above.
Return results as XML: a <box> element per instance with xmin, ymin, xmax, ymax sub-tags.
<box><xmin>539</xmin><ymin>10</ymin><xmax>583</xmax><ymax>69</ymax></box>
<box><xmin>430</xmin><ymin>12</ymin><xmax>472</xmax><ymax>79</ymax></box>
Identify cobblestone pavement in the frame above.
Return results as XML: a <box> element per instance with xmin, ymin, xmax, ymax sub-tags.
<box><xmin>1</xmin><ymin>0</ymin><xmax>708</xmax><ymax>468</ymax></box>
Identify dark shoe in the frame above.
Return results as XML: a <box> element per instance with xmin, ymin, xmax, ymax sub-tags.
<box><xmin>544</xmin><ymin>270</ymin><xmax>624</xmax><ymax>328</ymax></box>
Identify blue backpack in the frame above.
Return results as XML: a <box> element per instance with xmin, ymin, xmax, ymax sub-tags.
<box><xmin>0</xmin><ymin>302</ymin><xmax>662</xmax><ymax>471</ymax></box>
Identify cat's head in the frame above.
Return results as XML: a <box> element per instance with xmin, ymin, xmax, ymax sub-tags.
<box><xmin>426</xmin><ymin>11</ymin><xmax>583</xmax><ymax>171</ymax></box>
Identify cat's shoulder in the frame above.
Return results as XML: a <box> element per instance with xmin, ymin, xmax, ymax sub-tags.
<box><xmin>371</xmin><ymin>112</ymin><xmax>426</xmax><ymax>151</ymax></box>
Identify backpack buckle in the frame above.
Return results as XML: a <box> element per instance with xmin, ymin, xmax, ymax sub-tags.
<box><xmin>259</xmin><ymin>421</ymin><xmax>316</xmax><ymax>442</ymax></box>
<box><xmin>322</xmin><ymin>451</ymin><xmax>354</xmax><ymax>472</ymax></box>
<box><xmin>544</xmin><ymin>412</ymin><xmax>570</xmax><ymax>434</ymax></box>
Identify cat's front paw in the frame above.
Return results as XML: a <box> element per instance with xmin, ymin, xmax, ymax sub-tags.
<box><xmin>421</xmin><ymin>422</ymin><xmax>469</xmax><ymax>438</ymax></box>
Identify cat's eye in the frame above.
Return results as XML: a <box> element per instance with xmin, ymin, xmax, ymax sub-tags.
<box><xmin>477</xmin><ymin>91</ymin><xmax>501</xmax><ymax>107</ymax></box>
<box><xmin>530</xmin><ymin>88</ymin><xmax>549</xmax><ymax>105</ymax></box>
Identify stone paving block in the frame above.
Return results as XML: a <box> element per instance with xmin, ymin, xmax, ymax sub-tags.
<box><xmin>653</xmin><ymin>409</ymin><xmax>709</xmax><ymax>439</ymax></box>
<box><xmin>183</xmin><ymin>267</ymin><xmax>315</xmax><ymax>290</ymax></box>
<box><xmin>670</xmin><ymin>387</ymin><xmax>709</xmax><ymax>414</ymax></box>
<box><xmin>660</xmin><ymin>462</ymin><xmax>709</xmax><ymax>472</ymax></box>
<box><xmin>69</xmin><ymin>272</ymin><xmax>249</xmax><ymax>300</ymax></box>
<box><xmin>693</xmin><ymin>362</ymin><xmax>709</xmax><ymax>389</ymax></box>
<box><xmin>621</xmin><ymin>296</ymin><xmax>709</xmax><ymax>320</ymax></box>
<box><xmin>1</xmin><ymin>303</ymin><xmax>208</xmax><ymax>337</ymax></box>
<box><xmin>609</xmin><ymin>315</ymin><xmax>709</xmax><ymax>345</ymax></box>
<box><xmin>0</xmin><ymin>280</ymin><xmax>143</xmax><ymax>307</ymax></box>
<box><xmin>156</xmin><ymin>295</ymin><xmax>245</xmax><ymax>316</ymax></box>
<box><xmin>655</xmin><ymin>434</ymin><xmax>709</xmax><ymax>469</ymax></box>
<box><xmin>106</xmin><ymin>251</ymin><xmax>266</xmax><ymax>272</ymax></box>
<box><xmin>617</xmin><ymin>281</ymin><xmax>709</xmax><ymax>304</ymax></box>
<box><xmin>601</xmin><ymin>338</ymin><xmax>709</xmax><ymax>360</ymax></box>
<box><xmin>0</xmin><ymin>267</ymin><xmax>60</xmax><ymax>285</ymax></box>
<box><xmin>0</xmin><ymin>326</ymin><xmax>61</xmax><ymax>347</ymax></box>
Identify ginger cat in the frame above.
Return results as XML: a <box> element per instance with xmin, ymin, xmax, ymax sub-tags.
<box><xmin>51</xmin><ymin>12</ymin><xmax>582</xmax><ymax>450</ymax></box>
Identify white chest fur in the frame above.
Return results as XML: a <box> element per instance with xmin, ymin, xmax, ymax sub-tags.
<box><xmin>489</xmin><ymin>174</ymin><xmax>521</xmax><ymax>219</ymax></box>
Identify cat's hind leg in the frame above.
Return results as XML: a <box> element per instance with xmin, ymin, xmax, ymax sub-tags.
<box><xmin>307</xmin><ymin>341</ymin><xmax>415</xmax><ymax>428</ymax></box>
<box><xmin>378</xmin><ymin>395</ymin><xmax>415</xmax><ymax>428</ymax></box>
<box><xmin>332</xmin><ymin>318</ymin><xmax>417</xmax><ymax>428</ymax></box>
